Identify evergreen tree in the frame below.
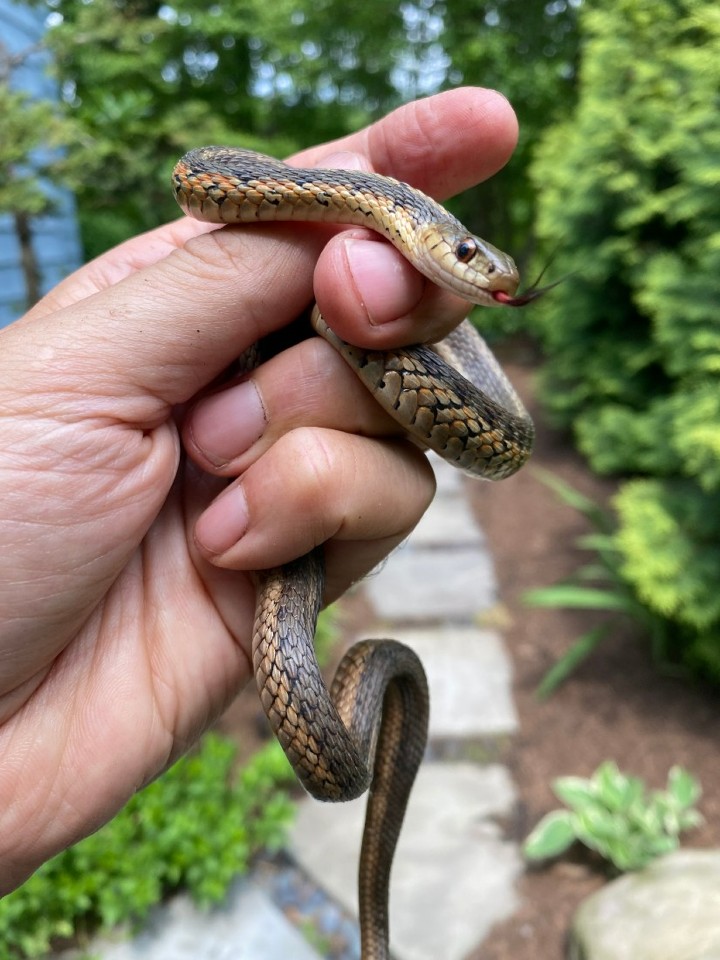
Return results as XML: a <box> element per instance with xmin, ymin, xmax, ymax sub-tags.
<box><xmin>0</xmin><ymin>38</ymin><xmax>77</xmax><ymax>306</ymax></box>
<box><xmin>40</xmin><ymin>0</ymin><xmax>580</xmax><ymax>262</ymax></box>
<box><xmin>532</xmin><ymin>0</ymin><xmax>720</xmax><ymax>675</ymax></box>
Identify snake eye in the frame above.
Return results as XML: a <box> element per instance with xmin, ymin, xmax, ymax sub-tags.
<box><xmin>455</xmin><ymin>238</ymin><xmax>478</xmax><ymax>263</ymax></box>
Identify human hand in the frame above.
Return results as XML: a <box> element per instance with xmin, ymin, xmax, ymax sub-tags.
<box><xmin>0</xmin><ymin>86</ymin><xmax>517</xmax><ymax>892</ymax></box>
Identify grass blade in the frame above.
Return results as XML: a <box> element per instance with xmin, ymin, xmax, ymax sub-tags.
<box><xmin>536</xmin><ymin>625</ymin><xmax>608</xmax><ymax>699</ymax></box>
<box><xmin>523</xmin><ymin>585</ymin><xmax>635</xmax><ymax>612</ymax></box>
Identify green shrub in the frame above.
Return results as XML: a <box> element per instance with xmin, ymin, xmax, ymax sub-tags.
<box><xmin>614</xmin><ymin>480</ymin><xmax>720</xmax><ymax>678</ymax></box>
<box><xmin>524</xmin><ymin>761</ymin><xmax>703</xmax><ymax>873</ymax></box>
<box><xmin>0</xmin><ymin>736</ymin><xmax>295</xmax><ymax>959</ymax></box>
<box><xmin>530</xmin><ymin>0</ymin><xmax>720</xmax><ymax>677</ymax></box>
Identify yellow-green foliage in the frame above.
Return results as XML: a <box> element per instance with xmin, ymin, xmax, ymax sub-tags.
<box><xmin>531</xmin><ymin>0</ymin><xmax>720</xmax><ymax>677</ymax></box>
<box><xmin>615</xmin><ymin>481</ymin><xmax>720</xmax><ymax>633</ymax></box>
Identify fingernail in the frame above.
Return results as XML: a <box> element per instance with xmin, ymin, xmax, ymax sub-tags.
<box><xmin>343</xmin><ymin>237</ymin><xmax>421</xmax><ymax>325</ymax></box>
<box><xmin>190</xmin><ymin>379</ymin><xmax>266</xmax><ymax>466</ymax></box>
<box><xmin>195</xmin><ymin>483</ymin><xmax>249</xmax><ymax>555</ymax></box>
<box><xmin>316</xmin><ymin>150</ymin><xmax>368</xmax><ymax>171</ymax></box>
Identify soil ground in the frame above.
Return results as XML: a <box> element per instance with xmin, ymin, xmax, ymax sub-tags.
<box><xmin>216</xmin><ymin>342</ymin><xmax>720</xmax><ymax>960</ymax></box>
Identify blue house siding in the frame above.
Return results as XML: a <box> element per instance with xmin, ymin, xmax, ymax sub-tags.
<box><xmin>0</xmin><ymin>0</ymin><xmax>83</xmax><ymax>327</ymax></box>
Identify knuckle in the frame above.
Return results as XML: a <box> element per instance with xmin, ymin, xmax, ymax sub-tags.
<box><xmin>279</xmin><ymin>428</ymin><xmax>342</xmax><ymax>512</ymax></box>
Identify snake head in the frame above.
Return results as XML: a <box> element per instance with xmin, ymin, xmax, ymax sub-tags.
<box><xmin>416</xmin><ymin>223</ymin><xmax>520</xmax><ymax>307</ymax></box>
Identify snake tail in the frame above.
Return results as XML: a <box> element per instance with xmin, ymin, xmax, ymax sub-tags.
<box><xmin>252</xmin><ymin>548</ymin><xmax>429</xmax><ymax>960</ymax></box>
<box><xmin>332</xmin><ymin>640</ymin><xmax>429</xmax><ymax>960</ymax></box>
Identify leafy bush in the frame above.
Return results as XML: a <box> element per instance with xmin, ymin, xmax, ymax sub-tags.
<box><xmin>530</xmin><ymin>0</ymin><xmax>720</xmax><ymax>679</ymax></box>
<box><xmin>0</xmin><ymin>735</ymin><xmax>295</xmax><ymax>959</ymax></box>
<box><xmin>524</xmin><ymin>761</ymin><xmax>703</xmax><ymax>873</ymax></box>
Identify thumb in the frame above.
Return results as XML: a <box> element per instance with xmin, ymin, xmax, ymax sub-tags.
<box><xmin>8</xmin><ymin>220</ymin><xmax>328</xmax><ymax>424</ymax></box>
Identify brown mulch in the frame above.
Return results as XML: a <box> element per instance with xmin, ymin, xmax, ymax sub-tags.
<box><xmin>216</xmin><ymin>341</ymin><xmax>720</xmax><ymax>960</ymax></box>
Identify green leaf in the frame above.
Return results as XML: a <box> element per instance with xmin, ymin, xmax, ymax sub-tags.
<box><xmin>525</xmin><ymin>759</ymin><xmax>703</xmax><ymax>874</ymax></box>
<box><xmin>593</xmin><ymin>761</ymin><xmax>644</xmax><ymax>811</ymax></box>
<box><xmin>523</xmin><ymin>585</ymin><xmax>635</xmax><ymax>612</ymax></box>
<box><xmin>523</xmin><ymin>811</ymin><xmax>576</xmax><ymax>860</ymax></box>
<box><xmin>530</xmin><ymin>468</ymin><xmax>613</xmax><ymax>531</ymax></box>
<box><xmin>536</xmin><ymin>625</ymin><xmax>608</xmax><ymax>699</ymax></box>
<box><xmin>678</xmin><ymin>809</ymin><xmax>704</xmax><ymax>831</ymax></box>
<box><xmin>552</xmin><ymin>776</ymin><xmax>597</xmax><ymax>809</ymax></box>
<box><xmin>575</xmin><ymin>533</ymin><xmax>621</xmax><ymax>555</ymax></box>
<box><xmin>574</xmin><ymin>805</ymin><xmax>624</xmax><ymax>844</ymax></box>
<box><xmin>667</xmin><ymin>766</ymin><xmax>702</xmax><ymax>808</ymax></box>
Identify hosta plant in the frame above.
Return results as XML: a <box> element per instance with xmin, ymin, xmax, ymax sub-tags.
<box><xmin>524</xmin><ymin>761</ymin><xmax>702</xmax><ymax>873</ymax></box>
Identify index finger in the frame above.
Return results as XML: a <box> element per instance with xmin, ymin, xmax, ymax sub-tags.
<box><xmin>292</xmin><ymin>86</ymin><xmax>518</xmax><ymax>200</ymax></box>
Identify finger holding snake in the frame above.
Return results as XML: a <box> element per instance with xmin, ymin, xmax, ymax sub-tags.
<box><xmin>185</xmin><ymin>334</ymin><xmax>408</xmax><ymax>475</ymax></box>
<box><xmin>314</xmin><ymin>227</ymin><xmax>473</xmax><ymax>347</ymax></box>
<box><xmin>194</xmin><ymin>425</ymin><xmax>435</xmax><ymax>598</ymax></box>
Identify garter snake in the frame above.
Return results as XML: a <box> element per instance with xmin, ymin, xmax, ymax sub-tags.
<box><xmin>172</xmin><ymin>146</ymin><xmax>534</xmax><ymax>959</ymax></box>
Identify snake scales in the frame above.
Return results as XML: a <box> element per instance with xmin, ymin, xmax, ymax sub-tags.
<box><xmin>172</xmin><ymin>146</ymin><xmax>534</xmax><ymax>959</ymax></box>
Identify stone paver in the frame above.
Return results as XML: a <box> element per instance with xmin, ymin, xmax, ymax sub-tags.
<box><xmin>64</xmin><ymin>883</ymin><xmax>322</xmax><ymax>960</ymax></box>
<box><xmin>364</xmin><ymin>544</ymin><xmax>497</xmax><ymax>621</ymax></box>
<box><xmin>410</xmin><ymin>489</ymin><xmax>486</xmax><ymax>546</ymax></box>
<box><xmin>289</xmin><ymin>764</ymin><xmax>522</xmax><ymax>960</ymax></box>
<box><xmin>391</xmin><ymin>625</ymin><xmax>518</xmax><ymax>736</ymax></box>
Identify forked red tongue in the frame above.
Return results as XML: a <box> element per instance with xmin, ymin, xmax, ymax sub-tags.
<box><xmin>492</xmin><ymin>286</ymin><xmax>556</xmax><ymax>307</ymax></box>
<box><xmin>492</xmin><ymin>289</ymin><xmax>537</xmax><ymax>306</ymax></box>
<box><xmin>491</xmin><ymin>264</ymin><xmax>567</xmax><ymax>306</ymax></box>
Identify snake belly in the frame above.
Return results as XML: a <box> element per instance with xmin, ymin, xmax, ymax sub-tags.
<box><xmin>172</xmin><ymin>146</ymin><xmax>534</xmax><ymax>960</ymax></box>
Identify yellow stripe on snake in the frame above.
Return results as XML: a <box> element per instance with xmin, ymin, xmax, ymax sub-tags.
<box><xmin>172</xmin><ymin>146</ymin><xmax>534</xmax><ymax>960</ymax></box>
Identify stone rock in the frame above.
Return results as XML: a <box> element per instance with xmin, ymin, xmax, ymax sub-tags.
<box><xmin>568</xmin><ymin>850</ymin><xmax>720</xmax><ymax>960</ymax></box>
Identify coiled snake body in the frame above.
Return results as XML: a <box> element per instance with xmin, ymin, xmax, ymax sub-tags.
<box><xmin>172</xmin><ymin>147</ymin><xmax>534</xmax><ymax>959</ymax></box>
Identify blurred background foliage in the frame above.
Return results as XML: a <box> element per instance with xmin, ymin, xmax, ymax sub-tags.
<box><xmin>531</xmin><ymin>0</ymin><xmax>720</xmax><ymax>679</ymax></box>
<box><xmin>8</xmin><ymin>0</ymin><xmax>581</xmax><ymax>257</ymax></box>
<box><xmin>4</xmin><ymin>0</ymin><xmax>720</xmax><ymax>682</ymax></box>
